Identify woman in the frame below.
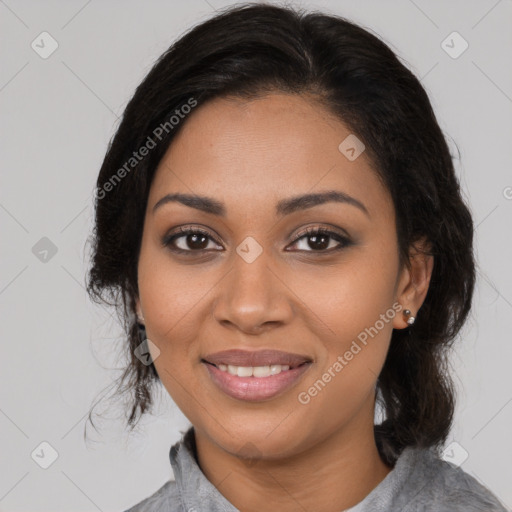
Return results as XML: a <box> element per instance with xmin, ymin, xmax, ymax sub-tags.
<box><xmin>86</xmin><ymin>3</ymin><xmax>508</xmax><ymax>511</ymax></box>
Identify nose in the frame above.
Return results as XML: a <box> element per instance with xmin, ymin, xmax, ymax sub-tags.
<box><xmin>212</xmin><ymin>250</ymin><xmax>294</xmax><ymax>335</ymax></box>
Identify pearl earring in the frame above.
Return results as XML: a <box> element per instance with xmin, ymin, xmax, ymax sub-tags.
<box><xmin>403</xmin><ymin>309</ymin><xmax>416</xmax><ymax>325</ymax></box>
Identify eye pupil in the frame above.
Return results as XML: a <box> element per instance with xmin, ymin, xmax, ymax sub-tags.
<box><xmin>308</xmin><ymin>234</ymin><xmax>330</xmax><ymax>250</ymax></box>
<box><xmin>188</xmin><ymin>233</ymin><xmax>208</xmax><ymax>250</ymax></box>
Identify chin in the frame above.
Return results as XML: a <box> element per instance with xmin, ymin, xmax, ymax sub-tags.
<box><xmin>205</xmin><ymin>418</ymin><xmax>308</xmax><ymax>461</ymax></box>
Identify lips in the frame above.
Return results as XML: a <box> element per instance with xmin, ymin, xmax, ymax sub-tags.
<box><xmin>202</xmin><ymin>349</ymin><xmax>312</xmax><ymax>369</ymax></box>
<box><xmin>201</xmin><ymin>349</ymin><xmax>314</xmax><ymax>401</ymax></box>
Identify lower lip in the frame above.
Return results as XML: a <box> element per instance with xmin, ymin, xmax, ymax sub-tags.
<box><xmin>203</xmin><ymin>362</ymin><xmax>312</xmax><ymax>401</ymax></box>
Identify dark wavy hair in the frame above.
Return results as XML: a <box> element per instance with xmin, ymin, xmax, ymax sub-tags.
<box><xmin>85</xmin><ymin>2</ymin><xmax>475</xmax><ymax>464</ymax></box>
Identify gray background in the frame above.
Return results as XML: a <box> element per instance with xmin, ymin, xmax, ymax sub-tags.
<box><xmin>1</xmin><ymin>0</ymin><xmax>511</xmax><ymax>510</ymax></box>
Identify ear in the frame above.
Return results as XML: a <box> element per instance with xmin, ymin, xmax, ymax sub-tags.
<box><xmin>392</xmin><ymin>237</ymin><xmax>434</xmax><ymax>329</ymax></box>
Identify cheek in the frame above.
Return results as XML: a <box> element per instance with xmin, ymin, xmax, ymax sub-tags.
<box><xmin>292</xmin><ymin>242</ymin><xmax>398</xmax><ymax>415</ymax></box>
<box><xmin>138</xmin><ymin>259</ymin><xmax>208</xmax><ymax>424</ymax></box>
<box><xmin>136</xmin><ymin>241</ymin><xmax>230</xmax><ymax>417</ymax></box>
<box><xmin>138</xmin><ymin>239</ymin><xmax>207</xmax><ymax>342</ymax></box>
<box><xmin>292</xmin><ymin>239</ymin><xmax>399</xmax><ymax>344</ymax></box>
<box><xmin>295</xmin><ymin>286</ymin><xmax>395</xmax><ymax>439</ymax></box>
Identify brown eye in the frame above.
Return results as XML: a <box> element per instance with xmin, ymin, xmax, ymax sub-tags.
<box><xmin>162</xmin><ymin>227</ymin><xmax>222</xmax><ymax>253</ymax></box>
<box><xmin>289</xmin><ymin>228</ymin><xmax>352</xmax><ymax>253</ymax></box>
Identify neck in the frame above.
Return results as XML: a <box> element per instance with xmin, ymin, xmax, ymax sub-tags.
<box><xmin>193</xmin><ymin>405</ymin><xmax>392</xmax><ymax>512</ymax></box>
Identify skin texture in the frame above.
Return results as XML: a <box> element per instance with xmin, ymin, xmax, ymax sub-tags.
<box><xmin>135</xmin><ymin>93</ymin><xmax>433</xmax><ymax>512</ymax></box>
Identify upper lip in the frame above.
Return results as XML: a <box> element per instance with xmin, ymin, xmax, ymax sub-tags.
<box><xmin>202</xmin><ymin>349</ymin><xmax>312</xmax><ymax>368</ymax></box>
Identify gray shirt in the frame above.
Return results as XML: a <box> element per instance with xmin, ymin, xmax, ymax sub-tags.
<box><xmin>124</xmin><ymin>427</ymin><xmax>508</xmax><ymax>512</ymax></box>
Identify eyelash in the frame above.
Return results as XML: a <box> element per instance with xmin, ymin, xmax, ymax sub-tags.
<box><xmin>161</xmin><ymin>226</ymin><xmax>352</xmax><ymax>255</ymax></box>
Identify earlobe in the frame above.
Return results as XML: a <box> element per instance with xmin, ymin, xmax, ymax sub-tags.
<box><xmin>393</xmin><ymin>237</ymin><xmax>434</xmax><ymax>329</ymax></box>
<box><xmin>135</xmin><ymin>298</ymin><xmax>145</xmax><ymax>325</ymax></box>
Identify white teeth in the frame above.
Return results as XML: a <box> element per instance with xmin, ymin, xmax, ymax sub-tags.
<box><xmin>237</xmin><ymin>366</ymin><xmax>253</xmax><ymax>377</ymax></box>
<box><xmin>270</xmin><ymin>364</ymin><xmax>284</xmax><ymax>375</ymax></box>
<box><xmin>218</xmin><ymin>364</ymin><xmax>291</xmax><ymax>377</ymax></box>
<box><xmin>253</xmin><ymin>365</ymin><xmax>271</xmax><ymax>377</ymax></box>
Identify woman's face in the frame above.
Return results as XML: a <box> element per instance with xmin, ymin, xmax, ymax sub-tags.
<box><xmin>137</xmin><ymin>92</ymin><xmax>411</xmax><ymax>459</ymax></box>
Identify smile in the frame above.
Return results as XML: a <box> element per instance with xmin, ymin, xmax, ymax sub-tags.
<box><xmin>202</xmin><ymin>360</ymin><xmax>312</xmax><ymax>401</ymax></box>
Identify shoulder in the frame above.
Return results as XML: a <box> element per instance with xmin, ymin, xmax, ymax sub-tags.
<box><xmin>123</xmin><ymin>480</ymin><xmax>181</xmax><ymax>512</ymax></box>
<box><xmin>400</xmin><ymin>448</ymin><xmax>508</xmax><ymax>512</ymax></box>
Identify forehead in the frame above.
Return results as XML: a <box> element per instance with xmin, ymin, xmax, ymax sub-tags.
<box><xmin>148</xmin><ymin>93</ymin><xmax>392</xmax><ymax>220</ymax></box>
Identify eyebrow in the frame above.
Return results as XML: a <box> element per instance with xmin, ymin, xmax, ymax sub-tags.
<box><xmin>152</xmin><ymin>190</ymin><xmax>370</xmax><ymax>218</ymax></box>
